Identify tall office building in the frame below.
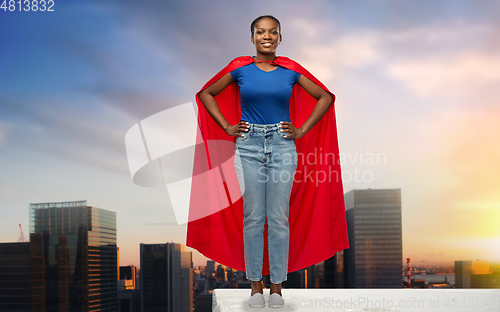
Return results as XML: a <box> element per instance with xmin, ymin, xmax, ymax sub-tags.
<box><xmin>118</xmin><ymin>264</ymin><xmax>139</xmax><ymax>312</ymax></box>
<box><xmin>323</xmin><ymin>251</ymin><xmax>344</xmax><ymax>288</ymax></box>
<box><xmin>30</xmin><ymin>200</ymin><xmax>118</xmax><ymax>311</ymax></box>
<box><xmin>216</xmin><ymin>264</ymin><xmax>226</xmax><ymax>281</ymax></box>
<box><xmin>206</xmin><ymin>260</ymin><xmax>216</xmax><ymax>276</ymax></box>
<box><xmin>0</xmin><ymin>242</ymin><xmax>31</xmax><ymax>311</ymax></box>
<box><xmin>455</xmin><ymin>260</ymin><xmax>490</xmax><ymax>288</ymax></box>
<box><xmin>283</xmin><ymin>270</ymin><xmax>305</xmax><ymax>288</ymax></box>
<box><xmin>470</xmin><ymin>273</ymin><xmax>500</xmax><ymax>288</ymax></box>
<box><xmin>343</xmin><ymin>189</ymin><xmax>403</xmax><ymax>288</ymax></box>
<box><xmin>0</xmin><ymin>236</ymin><xmax>46</xmax><ymax>312</ymax></box>
<box><xmin>119</xmin><ymin>265</ymin><xmax>137</xmax><ymax>290</ymax></box>
<box><xmin>140</xmin><ymin>243</ymin><xmax>193</xmax><ymax>312</ymax></box>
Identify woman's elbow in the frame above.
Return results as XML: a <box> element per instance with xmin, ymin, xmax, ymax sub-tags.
<box><xmin>199</xmin><ymin>89</ymin><xmax>213</xmax><ymax>102</ymax></box>
<box><xmin>328</xmin><ymin>93</ymin><xmax>335</xmax><ymax>105</ymax></box>
<box><xmin>321</xmin><ymin>92</ymin><xmax>335</xmax><ymax>106</ymax></box>
<box><xmin>200</xmin><ymin>89</ymin><xmax>209</xmax><ymax>98</ymax></box>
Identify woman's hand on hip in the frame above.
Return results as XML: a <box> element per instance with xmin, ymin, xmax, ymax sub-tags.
<box><xmin>226</xmin><ymin>121</ymin><xmax>250</xmax><ymax>137</ymax></box>
<box><xmin>279</xmin><ymin>121</ymin><xmax>305</xmax><ymax>139</ymax></box>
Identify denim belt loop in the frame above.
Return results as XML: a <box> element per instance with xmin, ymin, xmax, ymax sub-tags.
<box><xmin>245</xmin><ymin>122</ymin><xmax>284</xmax><ymax>134</ymax></box>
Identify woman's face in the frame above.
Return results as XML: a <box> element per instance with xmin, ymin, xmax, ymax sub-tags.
<box><xmin>251</xmin><ymin>18</ymin><xmax>281</xmax><ymax>55</ymax></box>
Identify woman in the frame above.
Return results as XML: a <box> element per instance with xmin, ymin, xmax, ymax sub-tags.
<box><xmin>188</xmin><ymin>15</ymin><xmax>348</xmax><ymax>308</ymax></box>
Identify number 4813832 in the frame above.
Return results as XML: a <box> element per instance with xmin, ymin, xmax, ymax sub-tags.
<box><xmin>1</xmin><ymin>0</ymin><xmax>55</xmax><ymax>12</ymax></box>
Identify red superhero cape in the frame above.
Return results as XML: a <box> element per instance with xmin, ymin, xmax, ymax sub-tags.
<box><xmin>186</xmin><ymin>56</ymin><xmax>349</xmax><ymax>274</ymax></box>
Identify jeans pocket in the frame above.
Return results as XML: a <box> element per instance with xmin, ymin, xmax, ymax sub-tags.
<box><xmin>279</xmin><ymin>128</ymin><xmax>294</xmax><ymax>140</ymax></box>
<box><xmin>236</xmin><ymin>130</ymin><xmax>250</xmax><ymax>142</ymax></box>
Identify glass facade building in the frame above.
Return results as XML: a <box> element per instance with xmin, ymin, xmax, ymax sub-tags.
<box><xmin>323</xmin><ymin>251</ymin><xmax>344</xmax><ymax>288</ymax></box>
<box><xmin>455</xmin><ymin>260</ymin><xmax>491</xmax><ymax>288</ymax></box>
<box><xmin>0</xmin><ymin>242</ymin><xmax>31</xmax><ymax>312</ymax></box>
<box><xmin>343</xmin><ymin>189</ymin><xmax>403</xmax><ymax>288</ymax></box>
<box><xmin>30</xmin><ymin>200</ymin><xmax>118</xmax><ymax>312</ymax></box>
<box><xmin>140</xmin><ymin>243</ymin><xmax>193</xmax><ymax>312</ymax></box>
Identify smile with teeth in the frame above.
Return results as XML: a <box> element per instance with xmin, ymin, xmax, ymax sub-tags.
<box><xmin>262</xmin><ymin>42</ymin><xmax>274</xmax><ymax>47</ymax></box>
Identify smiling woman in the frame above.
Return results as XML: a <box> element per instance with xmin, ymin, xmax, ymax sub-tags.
<box><xmin>186</xmin><ymin>15</ymin><xmax>348</xmax><ymax>309</ymax></box>
<box><xmin>250</xmin><ymin>15</ymin><xmax>282</xmax><ymax>70</ymax></box>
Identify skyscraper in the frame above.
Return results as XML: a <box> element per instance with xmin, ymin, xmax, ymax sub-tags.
<box><xmin>119</xmin><ymin>265</ymin><xmax>137</xmax><ymax>290</ymax></box>
<box><xmin>30</xmin><ymin>200</ymin><xmax>118</xmax><ymax>311</ymax></box>
<box><xmin>343</xmin><ymin>189</ymin><xmax>403</xmax><ymax>288</ymax></box>
<box><xmin>455</xmin><ymin>260</ymin><xmax>490</xmax><ymax>288</ymax></box>
<box><xmin>206</xmin><ymin>260</ymin><xmax>216</xmax><ymax>276</ymax></box>
<box><xmin>140</xmin><ymin>243</ymin><xmax>193</xmax><ymax>312</ymax></box>
<box><xmin>323</xmin><ymin>251</ymin><xmax>344</xmax><ymax>288</ymax></box>
<box><xmin>0</xmin><ymin>242</ymin><xmax>31</xmax><ymax>311</ymax></box>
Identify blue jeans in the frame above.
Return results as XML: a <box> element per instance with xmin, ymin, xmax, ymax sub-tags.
<box><xmin>234</xmin><ymin>122</ymin><xmax>298</xmax><ymax>284</ymax></box>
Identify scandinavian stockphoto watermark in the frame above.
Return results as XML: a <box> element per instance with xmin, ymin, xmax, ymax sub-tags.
<box><xmin>256</xmin><ymin>147</ymin><xmax>387</xmax><ymax>187</ymax></box>
<box><xmin>125</xmin><ymin>102</ymin><xmax>387</xmax><ymax>225</ymax></box>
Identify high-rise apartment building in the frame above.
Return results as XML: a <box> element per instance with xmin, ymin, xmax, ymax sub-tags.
<box><xmin>30</xmin><ymin>200</ymin><xmax>118</xmax><ymax>311</ymax></box>
<box><xmin>343</xmin><ymin>189</ymin><xmax>403</xmax><ymax>288</ymax></box>
<box><xmin>140</xmin><ymin>243</ymin><xmax>193</xmax><ymax>312</ymax></box>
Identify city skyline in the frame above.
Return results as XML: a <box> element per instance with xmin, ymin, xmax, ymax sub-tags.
<box><xmin>1</xmin><ymin>0</ymin><xmax>499</xmax><ymax>269</ymax></box>
<box><xmin>6</xmin><ymin>193</ymin><xmax>499</xmax><ymax>270</ymax></box>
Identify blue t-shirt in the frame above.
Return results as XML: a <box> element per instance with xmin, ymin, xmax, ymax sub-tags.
<box><xmin>230</xmin><ymin>62</ymin><xmax>301</xmax><ymax>124</ymax></box>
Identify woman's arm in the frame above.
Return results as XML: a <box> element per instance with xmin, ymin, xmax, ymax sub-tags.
<box><xmin>296</xmin><ymin>75</ymin><xmax>335</xmax><ymax>134</ymax></box>
<box><xmin>280</xmin><ymin>75</ymin><xmax>335</xmax><ymax>138</ymax></box>
<box><xmin>199</xmin><ymin>73</ymin><xmax>249</xmax><ymax>137</ymax></box>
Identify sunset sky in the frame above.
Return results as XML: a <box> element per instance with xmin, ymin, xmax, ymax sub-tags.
<box><xmin>1</xmin><ymin>0</ymin><xmax>499</xmax><ymax>268</ymax></box>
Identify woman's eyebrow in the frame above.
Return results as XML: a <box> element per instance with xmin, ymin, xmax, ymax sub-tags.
<box><xmin>256</xmin><ymin>27</ymin><xmax>278</xmax><ymax>30</ymax></box>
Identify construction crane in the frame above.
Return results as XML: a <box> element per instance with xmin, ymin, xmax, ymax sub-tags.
<box><xmin>18</xmin><ymin>224</ymin><xmax>25</xmax><ymax>242</ymax></box>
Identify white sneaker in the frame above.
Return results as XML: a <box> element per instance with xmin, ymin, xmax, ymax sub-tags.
<box><xmin>268</xmin><ymin>293</ymin><xmax>285</xmax><ymax>308</ymax></box>
<box><xmin>248</xmin><ymin>292</ymin><xmax>265</xmax><ymax>308</ymax></box>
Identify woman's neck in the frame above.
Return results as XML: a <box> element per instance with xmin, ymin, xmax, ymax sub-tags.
<box><xmin>253</xmin><ymin>53</ymin><xmax>277</xmax><ymax>62</ymax></box>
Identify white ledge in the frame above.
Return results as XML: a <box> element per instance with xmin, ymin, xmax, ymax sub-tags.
<box><xmin>212</xmin><ymin>288</ymin><xmax>500</xmax><ymax>311</ymax></box>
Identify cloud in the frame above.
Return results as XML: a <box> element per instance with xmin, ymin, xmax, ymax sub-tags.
<box><xmin>388</xmin><ymin>51</ymin><xmax>500</xmax><ymax>98</ymax></box>
<box><xmin>381</xmin><ymin>21</ymin><xmax>500</xmax><ymax>98</ymax></box>
<box><xmin>1</xmin><ymin>95</ymin><xmax>133</xmax><ymax>173</ymax></box>
<box><xmin>288</xmin><ymin>17</ymin><xmax>380</xmax><ymax>82</ymax></box>
<box><xmin>290</xmin><ymin>19</ymin><xmax>500</xmax><ymax>101</ymax></box>
<box><xmin>423</xmin><ymin>253</ymin><xmax>444</xmax><ymax>257</ymax></box>
<box><xmin>299</xmin><ymin>31</ymin><xmax>379</xmax><ymax>81</ymax></box>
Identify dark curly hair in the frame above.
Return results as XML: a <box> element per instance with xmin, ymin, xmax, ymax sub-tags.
<box><xmin>250</xmin><ymin>15</ymin><xmax>281</xmax><ymax>38</ymax></box>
